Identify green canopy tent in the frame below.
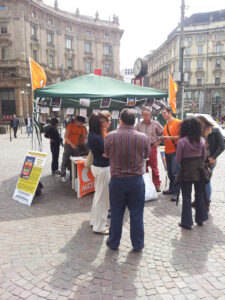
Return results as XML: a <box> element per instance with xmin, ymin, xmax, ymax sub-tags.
<box><xmin>34</xmin><ymin>73</ymin><xmax>168</xmax><ymax>109</ymax></box>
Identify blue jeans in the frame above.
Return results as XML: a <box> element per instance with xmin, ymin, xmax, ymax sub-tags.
<box><xmin>165</xmin><ymin>152</ymin><xmax>180</xmax><ymax>194</ymax></box>
<box><xmin>181</xmin><ymin>180</ymin><xmax>208</xmax><ymax>227</ymax></box>
<box><xmin>108</xmin><ymin>175</ymin><xmax>145</xmax><ymax>250</ymax></box>
<box><xmin>26</xmin><ymin>126</ymin><xmax>32</xmax><ymax>137</ymax></box>
<box><xmin>205</xmin><ymin>164</ymin><xmax>216</xmax><ymax>202</ymax></box>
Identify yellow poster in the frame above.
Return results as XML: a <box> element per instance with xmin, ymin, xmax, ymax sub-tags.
<box><xmin>13</xmin><ymin>151</ymin><xmax>47</xmax><ymax>205</ymax></box>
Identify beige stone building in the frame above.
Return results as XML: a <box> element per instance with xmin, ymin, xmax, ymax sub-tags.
<box><xmin>145</xmin><ymin>9</ymin><xmax>225</xmax><ymax>118</ymax></box>
<box><xmin>0</xmin><ymin>0</ymin><xmax>123</xmax><ymax>121</ymax></box>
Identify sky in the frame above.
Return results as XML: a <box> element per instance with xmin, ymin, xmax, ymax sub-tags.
<box><xmin>44</xmin><ymin>0</ymin><xmax>225</xmax><ymax>70</ymax></box>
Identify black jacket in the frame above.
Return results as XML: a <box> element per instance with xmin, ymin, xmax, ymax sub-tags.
<box><xmin>207</xmin><ymin>128</ymin><xmax>225</xmax><ymax>159</ymax></box>
<box><xmin>45</xmin><ymin>126</ymin><xmax>62</xmax><ymax>146</ymax></box>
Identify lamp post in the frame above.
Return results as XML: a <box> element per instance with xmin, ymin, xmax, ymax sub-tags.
<box><xmin>177</xmin><ymin>0</ymin><xmax>185</xmax><ymax>120</ymax></box>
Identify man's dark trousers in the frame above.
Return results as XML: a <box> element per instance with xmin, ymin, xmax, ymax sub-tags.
<box><xmin>50</xmin><ymin>143</ymin><xmax>60</xmax><ymax>172</ymax></box>
<box><xmin>108</xmin><ymin>175</ymin><xmax>145</xmax><ymax>251</ymax></box>
<box><xmin>13</xmin><ymin>127</ymin><xmax>18</xmax><ymax>138</ymax></box>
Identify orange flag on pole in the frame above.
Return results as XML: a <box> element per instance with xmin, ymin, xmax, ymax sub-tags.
<box><xmin>169</xmin><ymin>75</ymin><xmax>178</xmax><ymax>114</ymax></box>
<box><xmin>29</xmin><ymin>57</ymin><xmax>47</xmax><ymax>91</ymax></box>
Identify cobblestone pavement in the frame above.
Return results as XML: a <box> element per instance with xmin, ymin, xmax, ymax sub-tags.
<box><xmin>0</xmin><ymin>129</ymin><xmax>225</xmax><ymax>300</ymax></box>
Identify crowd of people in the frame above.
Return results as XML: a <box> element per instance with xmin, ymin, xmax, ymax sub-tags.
<box><xmin>44</xmin><ymin>106</ymin><xmax>224</xmax><ymax>252</ymax></box>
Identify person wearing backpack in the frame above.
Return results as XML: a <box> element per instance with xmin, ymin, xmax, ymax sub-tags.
<box><xmin>45</xmin><ymin>118</ymin><xmax>63</xmax><ymax>175</ymax></box>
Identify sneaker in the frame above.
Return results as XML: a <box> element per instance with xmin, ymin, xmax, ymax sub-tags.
<box><xmin>61</xmin><ymin>176</ymin><xmax>66</xmax><ymax>183</ymax></box>
<box><xmin>163</xmin><ymin>189</ymin><xmax>173</xmax><ymax>195</ymax></box>
<box><xmin>52</xmin><ymin>170</ymin><xmax>61</xmax><ymax>176</ymax></box>
<box><xmin>133</xmin><ymin>245</ymin><xmax>144</xmax><ymax>253</ymax></box>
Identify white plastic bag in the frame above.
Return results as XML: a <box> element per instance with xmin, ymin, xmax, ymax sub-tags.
<box><xmin>143</xmin><ymin>172</ymin><xmax>158</xmax><ymax>202</ymax></box>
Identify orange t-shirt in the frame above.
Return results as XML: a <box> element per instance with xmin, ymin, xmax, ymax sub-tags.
<box><xmin>163</xmin><ymin>118</ymin><xmax>181</xmax><ymax>154</ymax></box>
<box><xmin>65</xmin><ymin>124</ymin><xmax>87</xmax><ymax>146</ymax></box>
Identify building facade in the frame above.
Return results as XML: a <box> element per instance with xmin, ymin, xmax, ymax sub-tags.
<box><xmin>0</xmin><ymin>0</ymin><xmax>123</xmax><ymax>121</ymax></box>
<box><xmin>145</xmin><ymin>9</ymin><xmax>225</xmax><ymax>117</ymax></box>
<box><xmin>120</xmin><ymin>68</ymin><xmax>134</xmax><ymax>83</ymax></box>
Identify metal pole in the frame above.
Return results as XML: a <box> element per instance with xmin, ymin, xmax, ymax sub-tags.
<box><xmin>178</xmin><ymin>0</ymin><xmax>185</xmax><ymax>120</ymax></box>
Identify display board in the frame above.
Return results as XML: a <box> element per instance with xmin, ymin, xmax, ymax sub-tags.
<box><xmin>13</xmin><ymin>151</ymin><xmax>47</xmax><ymax>205</ymax></box>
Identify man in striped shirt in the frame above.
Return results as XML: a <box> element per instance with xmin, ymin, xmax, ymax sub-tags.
<box><xmin>105</xmin><ymin>108</ymin><xmax>149</xmax><ymax>252</ymax></box>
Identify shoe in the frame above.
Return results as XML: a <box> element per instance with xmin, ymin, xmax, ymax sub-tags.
<box><xmin>106</xmin><ymin>238</ymin><xmax>118</xmax><ymax>250</ymax></box>
<box><xmin>61</xmin><ymin>176</ymin><xmax>66</xmax><ymax>183</ymax></box>
<box><xmin>178</xmin><ymin>223</ymin><xmax>192</xmax><ymax>230</ymax></box>
<box><xmin>133</xmin><ymin>245</ymin><xmax>144</xmax><ymax>253</ymax></box>
<box><xmin>171</xmin><ymin>194</ymin><xmax>177</xmax><ymax>202</ymax></box>
<box><xmin>52</xmin><ymin>170</ymin><xmax>61</xmax><ymax>175</ymax></box>
<box><xmin>93</xmin><ymin>228</ymin><xmax>109</xmax><ymax>235</ymax></box>
<box><xmin>197</xmin><ymin>222</ymin><xmax>203</xmax><ymax>226</ymax></box>
<box><xmin>191</xmin><ymin>201</ymin><xmax>196</xmax><ymax>208</ymax></box>
<box><xmin>163</xmin><ymin>189</ymin><xmax>173</xmax><ymax>195</ymax></box>
<box><xmin>156</xmin><ymin>186</ymin><xmax>161</xmax><ymax>192</ymax></box>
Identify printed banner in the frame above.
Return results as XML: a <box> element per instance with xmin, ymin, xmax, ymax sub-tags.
<box><xmin>40</xmin><ymin>107</ymin><xmax>49</xmax><ymax>114</ymax></box>
<box><xmin>127</xmin><ymin>97</ymin><xmax>136</xmax><ymax>107</ymax></box>
<box><xmin>13</xmin><ymin>151</ymin><xmax>47</xmax><ymax>206</ymax></box>
<box><xmin>80</xmin><ymin>108</ymin><xmax>87</xmax><ymax>118</ymax></box>
<box><xmin>50</xmin><ymin>97</ymin><xmax>61</xmax><ymax>107</ymax></box>
<box><xmin>100</xmin><ymin>98</ymin><xmax>111</xmax><ymax>108</ymax></box>
<box><xmin>77</xmin><ymin>161</ymin><xmax>95</xmax><ymax>198</ymax></box>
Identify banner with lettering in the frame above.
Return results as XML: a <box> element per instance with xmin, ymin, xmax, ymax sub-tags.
<box><xmin>77</xmin><ymin>161</ymin><xmax>95</xmax><ymax>198</ymax></box>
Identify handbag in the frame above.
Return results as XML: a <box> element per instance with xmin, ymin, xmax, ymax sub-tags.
<box><xmin>202</xmin><ymin>161</ymin><xmax>212</xmax><ymax>184</ymax></box>
<box><xmin>84</xmin><ymin>150</ymin><xmax>93</xmax><ymax>168</ymax></box>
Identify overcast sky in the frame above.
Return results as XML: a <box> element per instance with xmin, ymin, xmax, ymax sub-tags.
<box><xmin>44</xmin><ymin>0</ymin><xmax>225</xmax><ymax>70</ymax></box>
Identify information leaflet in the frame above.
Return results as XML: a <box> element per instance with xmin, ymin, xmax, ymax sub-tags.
<box><xmin>13</xmin><ymin>151</ymin><xmax>47</xmax><ymax>206</ymax></box>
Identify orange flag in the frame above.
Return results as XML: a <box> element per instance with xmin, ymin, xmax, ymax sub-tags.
<box><xmin>29</xmin><ymin>57</ymin><xmax>47</xmax><ymax>91</ymax></box>
<box><xmin>169</xmin><ymin>75</ymin><xmax>178</xmax><ymax>114</ymax></box>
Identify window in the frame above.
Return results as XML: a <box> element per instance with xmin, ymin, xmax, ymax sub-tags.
<box><xmin>49</xmin><ymin>54</ymin><xmax>53</xmax><ymax>68</ymax></box>
<box><xmin>216</xmin><ymin>44</ymin><xmax>222</xmax><ymax>53</ymax></box>
<box><xmin>196</xmin><ymin>34</ymin><xmax>205</xmax><ymax>43</ymax></box>
<box><xmin>47</xmin><ymin>33</ymin><xmax>53</xmax><ymax>44</ymax></box>
<box><xmin>104</xmin><ymin>45</ymin><xmax>110</xmax><ymax>56</ymax></box>
<box><xmin>215</xmin><ymin>76</ymin><xmax>220</xmax><ymax>85</ymax></box>
<box><xmin>1</xmin><ymin>26</ymin><xmax>7</xmax><ymax>34</ymax></box>
<box><xmin>194</xmin><ymin>91</ymin><xmax>199</xmax><ymax>100</ymax></box>
<box><xmin>104</xmin><ymin>33</ymin><xmax>109</xmax><ymax>40</ymax></box>
<box><xmin>185</xmin><ymin>60</ymin><xmax>190</xmax><ymax>70</ymax></box>
<box><xmin>31</xmin><ymin>26</ymin><xmax>36</xmax><ymax>39</ymax></box>
<box><xmin>197</xmin><ymin>76</ymin><xmax>202</xmax><ymax>86</ymax></box>
<box><xmin>85</xmin><ymin>42</ymin><xmax>91</xmax><ymax>53</ymax></box>
<box><xmin>66</xmin><ymin>38</ymin><xmax>72</xmax><ymax>49</ymax></box>
<box><xmin>86</xmin><ymin>31</ymin><xmax>90</xmax><ymax>36</ymax></box>
<box><xmin>104</xmin><ymin>63</ymin><xmax>110</xmax><ymax>74</ymax></box>
<box><xmin>198</xmin><ymin>46</ymin><xmax>203</xmax><ymax>55</ymax></box>
<box><xmin>33</xmin><ymin>49</ymin><xmax>37</xmax><ymax>61</ymax></box>
<box><xmin>32</xmin><ymin>11</ymin><xmax>36</xmax><ymax>18</ymax></box>
<box><xmin>184</xmin><ymin>47</ymin><xmax>190</xmax><ymax>56</ymax></box>
<box><xmin>66</xmin><ymin>25</ymin><xmax>72</xmax><ymax>32</ymax></box>
<box><xmin>215</xmin><ymin>33</ymin><xmax>224</xmax><ymax>41</ymax></box>
<box><xmin>0</xmin><ymin>89</ymin><xmax>16</xmax><ymax>116</ymax></box>
<box><xmin>184</xmin><ymin>37</ymin><xmax>192</xmax><ymax>44</ymax></box>
<box><xmin>1</xmin><ymin>47</ymin><xmax>8</xmax><ymax>60</ymax></box>
<box><xmin>85</xmin><ymin>62</ymin><xmax>91</xmax><ymax>74</ymax></box>
<box><xmin>48</xmin><ymin>19</ymin><xmax>53</xmax><ymax>26</ymax></box>
<box><xmin>0</xmin><ymin>6</ymin><xmax>7</xmax><ymax>11</ymax></box>
<box><xmin>197</xmin><ymin>59</ymin><xmax>203</xmax><ymax>69</ymax></box>
<box><xmin>216</xmin><ymin>59</ymin><xmax>221</xmax><ymax>67</ymax></box>
<box><xmin>68</xmin><ymin>58</ymin><xmax>72</xmax><ymax>69</ymax></box>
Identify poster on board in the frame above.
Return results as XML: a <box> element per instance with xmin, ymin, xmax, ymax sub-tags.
<box><xmin>50</xmin><ymin>97</ymin><xmax>61</xmax><ymax>107</ymax></box>
<box><xmin>100</xmin><ymin>98</ymin><xmax>111</xmax><ymax>108</ymax></box>
<box><xmin>112</xmin><ymin>110</ymin><xmax>119</xmax><ymax>120</ymax></box>
<box><xmin>127</xmin><ymin>97</ymin><xmax>136</xmax><ymax>107</ymax></box>
<box><xmin>40</xmin><ymin>107</ymin><xmax>49</xmax><ymax>114</ymax></box>
<box><xmin>80</xmin><ymin>108</ymin><xmax>87</xmax><ymax>118</ymax></box>
<box><xmin>80</xmin><ymin>98</ymin><xmax>90</xmax><ymax>107</ymax></box>
<box><xmin>66</xmin><ymin>108</ymin><xmax>74</xmax><ymax>115</ymax></box>
<box><xmin>13</xmin><ymin>151</ymin><xmax>47</xmax><ymax>206</ymax></box>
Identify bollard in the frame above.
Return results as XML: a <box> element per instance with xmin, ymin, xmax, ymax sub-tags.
<box><xmin>21</xmin><ymin>124</ymin><xmax>22</xmax><ymax>134</ymax></box>
<box><xmin>10</xmin><ymin>127</ymin><xmax>12</xmax><ymax>142</ymax></box>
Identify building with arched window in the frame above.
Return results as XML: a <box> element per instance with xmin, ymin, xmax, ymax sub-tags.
<box><xmin>143</xmin><ymin>9</ymin><xmax>225</xmax><ymax>118</ymax></box>
<box><xmin>0</xmin><ymin>0</ymin><xmax>123</xmax><ymax>121</ymax></box>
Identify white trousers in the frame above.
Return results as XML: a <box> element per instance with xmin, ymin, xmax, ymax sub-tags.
<box><xmin>90</xmin><ymin>166</ymin><xmax>110</xmax><ymax>232</ymax></box>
